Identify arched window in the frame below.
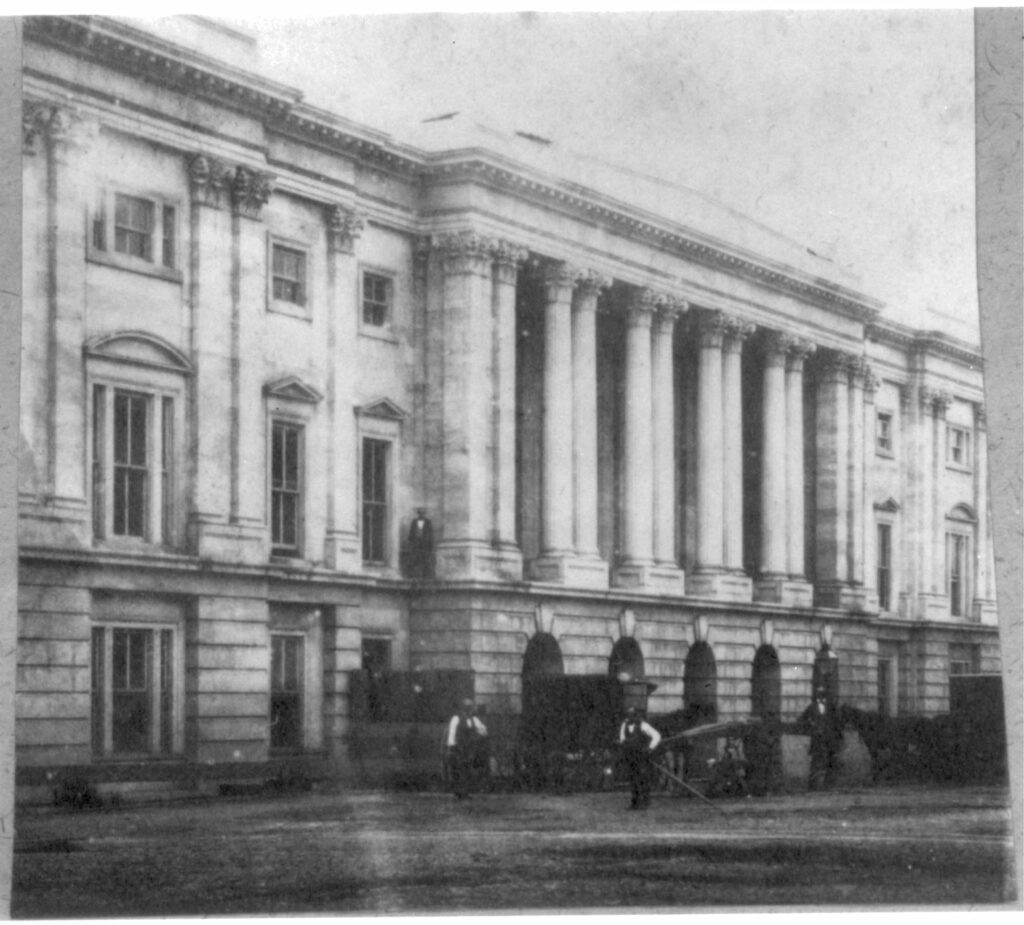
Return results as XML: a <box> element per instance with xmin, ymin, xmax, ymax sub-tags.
<box><xmin>751</xmin><ymin>645</ymin><xmax>781</xmax><ymax>720</ymax></box>
<box><xmin>608</xmin><ymin>637</ymin><xmax>645</xmax><ymax>681</ymax></box>
<box><xmin>522</xmin><ymin>632</ymin><xmax>564</xmax><ymax>678</ymax></box>
<box><xmin>683</xmin><ymin>641</ymin><xmax>717</xmax><ymax>726</ymax></box>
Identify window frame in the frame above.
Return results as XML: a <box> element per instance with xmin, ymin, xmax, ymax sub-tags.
<box><xmin>269</xmin><ymin>419</ymin><xmax>305</xmax><ymax>558</ymax></box>
<box><xmin>875</xmin><ymin>409</ymin><xmax>894</xmax><ymax>458</ymax></box>
<box><xmin>269</xmin><ymin>632</ymin><xmax>305</xmax><ymax>753</ymax></box>
<box><xmin>268</xmin><ymin>605</ymin><xmax>324</xmax><ymax>753</ymax></box>
<box><xmin>90</xmin><ymin>376</ymin><xmax>183</xmax><ymax>550</ymax></box>
<box><xmin>946</xmin><ymin>424</ymin><xmax>973</xmax><ymax>471</ymax></box>
<box><xmin>267</xmin><ymin>234</ymin><xmax>313</xmax><ymax>320</ymax></box>
<box><xmin>359</xmin><ymin>265</ymin><xmax>398</xmax><ymax>339</ymax></box>
<box><xmin>361</xmin><ymin>436</ymin><xmax>390</xmax><ymax>565</ymax></box>
<box><xmin>91</xmin><ymin>618</ymin><xmax>184</xmax><ymax>759</ymax></box>
<box><xmin>876</xmin><ymin>521</ymin><xmax>893</xmax><ymax>613</ymax></box>
<box><xmin>946</xmin><ymin>530</ymin><xmax>970</xmax><ymax>617</ymax></box>
<box><xmin>88</xmin><ymin>187</ymin><xmax>183</xmax><ymax>283</ymax></box>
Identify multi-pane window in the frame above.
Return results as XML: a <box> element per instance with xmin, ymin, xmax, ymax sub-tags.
<box><xmin>362</xmin><ymin>271</ymin><xmax>392</xmax><ymax>327</ymax></box>
<box><xmin>91</xmin><ymin>626</ymin><xmax>174</xmax><ymax>757</ymax></box>
<box><xmin>93</xmin><ymin>386</ymin><xmax>174</xmax><ymax>544</ymax></box>
<box><xmin>947</xmin><ymin>426</ymin><xmax>971</xmax><ymax>467</ymax></box>
<box><xmin>876</xmin><ymin>523</ymin><xmax>892</xmax><ymax>611</ymax></box>
<box><xmin>92</xmin><ymin>192</ymin><xmax>176</xmax><ymax>270</ymax></box>
<box><xmin>271</xmin><ymin>421</ymin><xmax>303</xmax><ymax>556</ymax></box>
<box><xmin>947</xmin><ymin>532</ymin><xmax>969</xmax><ymax>617</ymax></box>
<box><xmin>270</xmin><ymin>634</ymin><xmax>304</xmax><ymax>751</ymax></box>
<box><xmin>272</xmin><ymin>244</ymin><xmax>307</xmax><ymax>305</ymax></box>
<box><xmin>362</xmin><ymin>438</ymin><xmax>389</xmax><ymax>563</ymax></box>
<box><xmin>876</xmin><ymin>411</ymin><xmax>893</xmax><ymax>455</ymax></box>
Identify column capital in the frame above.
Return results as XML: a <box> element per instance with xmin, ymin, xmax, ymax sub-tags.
<box><xmin>920</xmin><ymin>386</ymin><xmax>954</xmax><ymax>416</ymax></box>
<box><xmin>542</xmin><ymin>260</ymin><xmax>580</xmax><ymax>304</ymax></box>
<box><xmin>492</xmin><ymin>238</ymin><xmax>529</xmax><ymax>269</ymax></box>
<box><xmin>626</xmin><ymin>287</ymin><xmax>664</xmax><ymax>327</ymax></box>
<box><xmin>695</xmin><ymin>308</ymin><xmax>730</xmax><ymax>348</ymax></box>
<box><xmin>818</xmin><ymin>349</ymin><xmax>855</xmax><ymax>383</ymax></box>
<box><xmin>861</xmin><ymin>363</ymin><xmax>881</xmax><ymax>395</ymax></box>
<box><xmin>574</xmin><ymin>268</ymin><xmax>613</xmax><ymax>297</ymax></box>
<box><xmin>763</xmin><ymin>330</ymin><xmax>796</xmax><ymax>363</ymax></box>
<box><xmin>325</xmin><ymin>203</ymin><xmax>365</xmax><ymax>255</ymax></box>
<box><xmin>654</xmin><ymin>296</ymin><xmax>688</xmax><ymax>334</ymax></box>
<box><xmin>434</xmin><ymin>229</ymin><xmax>494</xmax><ymax>275</ymax></box>
<box><xmin>786</xmin><ymin>337</ymin><xmax>817</xmax><ymax>370</ymax></box>
<box><xmin>188</xmin><ymin>153</ymin><xmax>235</xmax><ymax>208</ymax></box>
<box><xmin>231</xmin><ymin>165</ymin><xmax>274</xmax><ymax>220</ymax></box>
<box><xmin>24</xmin><ymin>102</ymin><xmax>95</xmax><ymax>154</ymax></box>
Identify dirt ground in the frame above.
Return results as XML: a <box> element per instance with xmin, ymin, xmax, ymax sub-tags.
<box><xmin>11</xmin><ymin>782</ymin><xmax>1017</xmax><ymax>916</ymax></box>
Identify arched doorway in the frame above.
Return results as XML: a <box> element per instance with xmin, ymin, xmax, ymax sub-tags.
<box><xmin>519</xmin><ymin>633</ymin><xmax>565</xmax><ymax>787</ymax></box>
<box><xmin>751</xmin><ymin>645</ymin><xmax>781</xmax><ymax>719</ymax></box>
<box><xmin>608</xmin><ymin>637</ymin><xmax>645</xmax><ymax>682</ymax></box>
<box><xmin>683</xmin><ymin>641</ymin><xmax>718</xmax><ymax>727</ymax></box>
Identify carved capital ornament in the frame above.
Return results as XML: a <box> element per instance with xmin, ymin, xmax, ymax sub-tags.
<box><xmin>325</xmin><ymin>204</ymin><xmax>365</xmax><ymax>254</ymax></box>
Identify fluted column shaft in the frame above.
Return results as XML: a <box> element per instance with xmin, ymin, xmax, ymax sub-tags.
<box><xmin>621</xmin><ymin>291</ymin><xmax>657</xmax><ymax>565</ymax></box>
<box><xmin>814</xmin><ymin>354</ymin><xmax>851</xmax><ymax>588</ymax></box>
<box><xmin>652</xmin><ymin>302</ymin><xmax>684</xmax><ymax>564</ymax></box>
<box><xmin>493</xmin><ymin>242</ymin><xmax>527</xmax><ymax>547</ymax></box>
<box><xmin>571</xmin><ymin>272</ymin><xmax>607</xmax><ymax>557</ymax></box>
<box><xmin>722</xmin><ymin>323</ymin><xmax>750</xmax><ymax>570</ymax></box>
<box><xmin>785</xmin><ymin>342</ymin><xmax>813</xmax><ymax>577</ymax></box>
<box><xmin>696</xmin><ymin>313</ymin><xmax>727</xmax><ymax>570</ymax></box>
<box><xmin>541</xmin><ymin>264</ymin><xmax>576</xmax><ymax>555</ymax></box>
<box><xmin>760</xmin><ymin>335</ymin><xmax>789</xmax><ymax>576</ymax></box>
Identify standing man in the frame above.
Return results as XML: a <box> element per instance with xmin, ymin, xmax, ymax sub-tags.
<box><xmin>800</xmin><ymin>686</ymin><xmax>842</xmax><ymax>790</ymax></box>
<box><xmin>446</xmin><ymin>699</ymin><xmax>488</xmax><ymax>799</ymax></box>
<box><xmin>407</xmin><ymin>508</ymin><xmax>435</xmax><ymax>579</ymax></box>
<box><xmin>618</xmin><ymin>706</ymin><xmax>662</xmax><ymax>809</ymax></box>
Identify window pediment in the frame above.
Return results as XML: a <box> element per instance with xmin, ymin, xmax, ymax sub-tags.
<box><xmin>946</xmin><ymin>503</ymin><xmax>977</xmax><ymax>523</ymax></box>
<box><xmin>356</xmin><ymin>397</ymin><xmax>408</xmax><ymax>421</ymax></box>
<box><xmin>874</xmin><ymin>497</ymin><xmax>901</xmax><ymax>513</ymax></box>
<box><xmin>264</xmin><ymin>377</ymin><xmax>323</xmax><ymax>405</ymax></box>
<box><xmin>84</xmin><ymin>331</ymin><xmax>193</xmax><ymax>375</ymax></box>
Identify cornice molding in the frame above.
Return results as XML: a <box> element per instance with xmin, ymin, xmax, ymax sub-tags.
<box><xmin>867</xmin><ymin>321</ymin><xmax>983</xmax><ymax>367</ymax></box>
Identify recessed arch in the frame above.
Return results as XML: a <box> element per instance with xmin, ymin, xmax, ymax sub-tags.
<box><xmin>751</xmin><ymin>644</ymin><xmax>781</xmax><ymax>720</ymax></box>
<box><xmin>608</xmin><ymin>636</ymin><xmax>645</xmax><ymax>681</ymax></box>
<box><xmin>683</xmin><ymin>641</ymin><xmax>718</xmax><ymax>725</ymax></box>
<box><xmin>522</xmin><ymin>632</ymin><xmax>564</xmax><ymax>678</ymax></box>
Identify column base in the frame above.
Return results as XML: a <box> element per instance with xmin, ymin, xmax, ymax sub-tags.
<box><xmin>753</xmin><ymin>575</ymin><xmax>814</xmax><ymax>608</ymax></box>
<box><xmin>687</xmin><ymin>569</ymin><xmax>752</xmax><ymax>602</ymax></box>
<box><xmin>530</xmin><ymin>553</ymin><xmax>609</xmax><ymax>589</ymax></box>
<box><xmin>912</xmin><ymin>592</ymin><xmax>953</xmax><ymax>621</ymax></box>
<box><xmin>324</xmin><ymin>531</ymin><xmax>362</xmax><ymax>574</ymax></box>
<box><xmin>972</xmin><ymin>598</ymin><xmax>998</xmax><ymax>625</ymax></box>
<box><xmin>612</xmin><ymin>560</ymin><xmax>685</xmax><ymax>592</ymax></box>
<box><xmin>189</xmin><ymin>517</ymin><xmax>267</xmax><ymax>564</ymax></box>
<box><xmin>436</xmin><ymin>539</ymin><xmax>523</xmax><ymax>582</ymax></box>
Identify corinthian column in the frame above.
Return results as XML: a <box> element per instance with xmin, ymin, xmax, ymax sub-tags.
<box><xmin>324</xmin><ymin>204</ymin><xmax>365</xmax><ymax>573</ymax></box>
<box><xmin>846</xmin><ymin>357</ymin><xmax>870</xmax><ymax>609</ymax></box>
<box><xmin>540</xmin><ymin>262</ymin><xmax>577</xmax><ymax>557</ymax></box>
<box><xmin>492</xmin><ymin>240</ymin><xmax>528</xmax><ymax>559</ymax></box>
<box><xmin>722</xmin><ymin>318</ymin><xmax>754</xmax><ymax>572</ymax></box>
<box><xmin>696</xmin><ymin>311</ymin><xmax>726</xmax><ymax>573</ymax></box>
<box><xmin>814</xmin><ymin>351</ymin><xmax>852</xmax><ymax>608</ymax></box>
<box><xmin>786</xmin><ymin>339</ymin><xmax>815</xmax><ymax>581</ymax></box>
<box><xmin>973</xmin><ymin>404</ymin><xmax>997</xmax><ymax>621</ymax></box>
<box><xmin>572</xmin><ymin>270</ymin><xmax>610</xmax><ymax>558</ymax></box>
<box><xmin>652</xmin><ymin>298</ymin><xmax>687</xmax><ymax>568</ymax></box>
<box><xmin>616</xmin><ymin>288</ymin><xmax>658</xmax><ymax>580</ymax></box>
<box><xmin>760</xmin><ymin>332</ymin><xmax>790</xmax><ymax>575</ymax></box>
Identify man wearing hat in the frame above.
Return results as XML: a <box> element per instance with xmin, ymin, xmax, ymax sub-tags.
<box><xmin>446</xmin><ymin>699</ymin><xmax>488</xmax><ymax>799</ymax></box>
<box><xmin>618</xmin><ymin>706</ymin><xmax>662</xmax><ymax>809</ymax></box>
<box><xmin>800</xmin><ymin>685</ymin><xmax>841</xmax><ymax>790</ymax></box>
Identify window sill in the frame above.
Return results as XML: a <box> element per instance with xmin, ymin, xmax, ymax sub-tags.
<box><xmin>945</xmin><ymin>463</ymin><xmax>973</xmax><ymax>475</ymax></box>
<box><xmin>268</xmin><ymin>300</ymin><xmax>313</xmax><ymax>322</ymax></box>
<box><xmin>87</xmin><ymin>248</ymin><xmax>183</xmax><ymax>284</ymax></box>
<box><xmin>875</xmin><ymin>448</ymin><xmax>895</xmax><ymax>460</ymax></box>
<box><xmin>358</xmin><ymin>325</ymin><xmax>399</xmax><ymax>345</ymax></box>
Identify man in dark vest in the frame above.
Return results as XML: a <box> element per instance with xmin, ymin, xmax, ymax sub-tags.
<box><xmin>407</xmin><ymin>508</ymin><xmax>435</xmax><ymax>579</ymax></box>
<box><xmin>446</xmin><ymin>699</ymin><xmax>488</xmax><ymax>799</ymax></box>
<box><xmin>800</xmin><ymin>686</ymin><xmax>842</xmax><ymax>790</ymax></box>
<box><xmin>618</xmin><ymin>706</ymin><xmax>662</xmax><ymax>809</ymax></box>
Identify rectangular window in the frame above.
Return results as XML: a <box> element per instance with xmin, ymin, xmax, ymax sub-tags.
<box><xmin>270</xmin><ymin>634</ymin><xmax>304</xmax><ymax>751</ymax></box>
<box><xmin>271</xmin><ymin>421</ymin><xmax>303</xmax><ymax>556</ymax></box>
<box><xmin>362</xmin><ymin>271</ymin><xmax>392</xmax><ymax>327</ymax></box>
<box><xmin>112</xmin><ymin>391</ymin><xmax>149</xmax><ymax>538</ymax></box>
<box><xmin>947</xmin><ymin>426</ymin><xmax>971</xmax><ymax>467</ymax></box>
<box><xmin>877</xmin><ymin>657</ymin><xmax>893</xmax><ymax>717</ymax></box>
<box><xmin>114</xmin><ymin>193</ymin><xmax>155</xmax><ymax>262</ymax></box>
<box><xmin>947</xmin><ymin>533</ymin><xmax>968</xmax><ymax>617</ymax></box>
<box><xmin>272</xmin><ymin>244</ymin><xmax>307</xmax><ymax>305</ymax></box>
<box><xmin>876</xmin><ymin>412</ymin><xmax>893</xmax><ymax>455</ymax></box>
<box><xmin>91</xmin><ymin>626</ymin><xmax>175</xmax><ymax>757</ymax></box>
<box><xmin>362</xmin><ymin>438</ymin><xmax>389</xmax><ymax>563</ymax></box>
<box><xmin>876</xmin><ymin>523</ymin><xmax>892</xmax><ymax>611</ymax></box>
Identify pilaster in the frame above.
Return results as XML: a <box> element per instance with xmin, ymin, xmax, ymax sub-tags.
<box><xmin>722</xmin><ymin>317</ymin><xmax>754</xmax><ymax>573</ymax></box>
<box><xmin>324</xmin><ymin>204</ymin><xmax>366</xmax><ymax>572</ymax></box>
<box><xmin>972</xmin><ymin>404</ymin><xmax>998</xmax><ymax>623</ymax></box>
<box><xmin>859</xmin><ymin>364</ymin><xmax>881</xmax><ymax>614</ymax></box>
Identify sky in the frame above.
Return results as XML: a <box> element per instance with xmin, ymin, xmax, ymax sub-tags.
<box><xmin>236</xmin><ymin>9</ymin><xmax>979</xmax><ymax>342</ymax></box>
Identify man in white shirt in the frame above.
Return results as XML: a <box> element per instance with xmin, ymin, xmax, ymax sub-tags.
<box><xmin>446</xmin><ymin>699</ymin><xmax>488</xmax><ymax>799</ymax></box>
<box><xmin>618</xmin><ymin>706</ymin><xmax>661</xmax><ymax>809</ymax></box>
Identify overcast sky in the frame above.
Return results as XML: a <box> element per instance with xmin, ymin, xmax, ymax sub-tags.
<box><xmin>241</xmin><ymin>9</ymin><xmax>979</xmax><ymax>342</ymax></box>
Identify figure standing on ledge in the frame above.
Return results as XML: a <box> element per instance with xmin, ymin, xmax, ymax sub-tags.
<box><xmin>407</xmin><ymin>508</ymin><xmax>435</xmax><ymax>579</ymax></box>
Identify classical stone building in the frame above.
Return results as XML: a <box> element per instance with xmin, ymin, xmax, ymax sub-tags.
<box><xmin>17</xmin><ymin>16</ymin><xmax>999</xmax><ymax>795</ymax></box>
